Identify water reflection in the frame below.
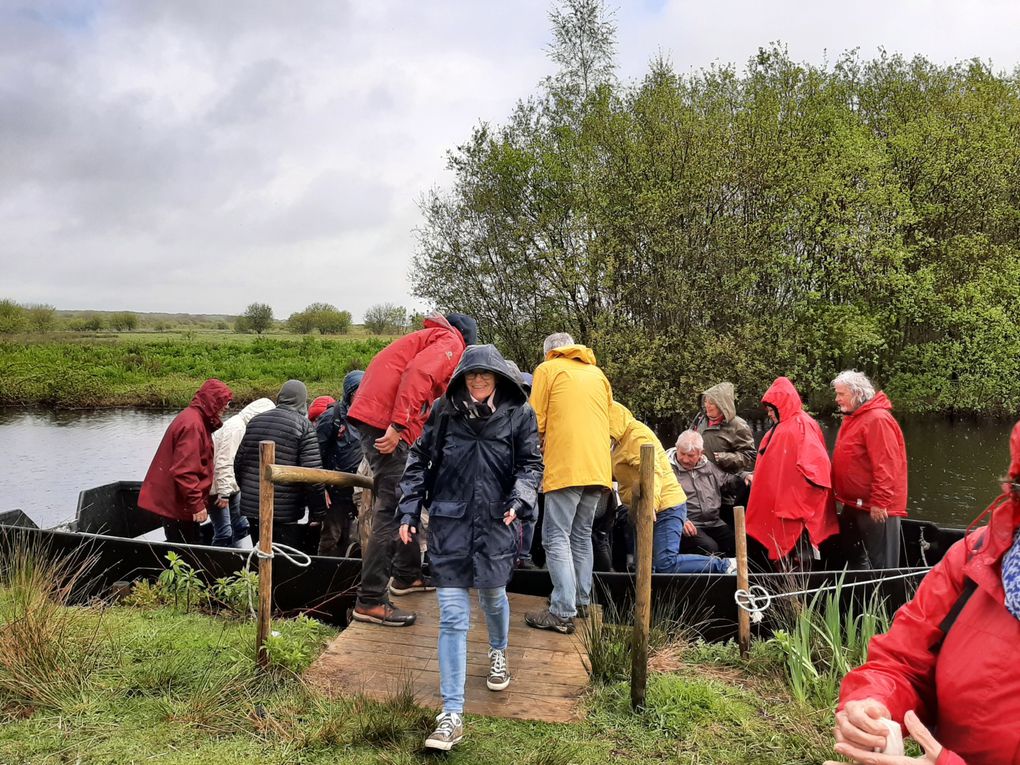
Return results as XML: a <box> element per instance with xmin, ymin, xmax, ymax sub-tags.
<box><xmin>0</xmin><ymin>408</ymin><xmax>1014</xmax><ymax>530</ymax></box>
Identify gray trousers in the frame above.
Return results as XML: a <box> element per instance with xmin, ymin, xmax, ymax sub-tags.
<box><xmin>840</xmin><ymin>509</ymin><xmax>902</xmax><ymax>569</ymax></box>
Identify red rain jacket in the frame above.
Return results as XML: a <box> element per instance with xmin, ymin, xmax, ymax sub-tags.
<box><xmin>138</xmin><ymin>379</ymin><xmax>233</xmax><ymax>522</ymax></box>
<box><xmin>746</xmin><ymin>377</ymin><xmax>838</xmax><ymax>559</ymax></box>
<box><xmin>838</xmin><ymin>421</ymin><xmax>1020</xmax><ymax>765</ymax></box>
<box><xmin>831</xmin><ymin>391</ymin><xmax>908</xmax><ymax>517</ymax></box>
<box><xmin>348</xmin><ymin>315</ymin><xmax>466</xmax><ymax>445</ymax></box>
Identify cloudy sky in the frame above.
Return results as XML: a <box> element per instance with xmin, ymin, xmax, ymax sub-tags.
<box><xmin>2</xmin><ymin>1</ymin><xmax>1018</xmax><ymax>321</ymax></box>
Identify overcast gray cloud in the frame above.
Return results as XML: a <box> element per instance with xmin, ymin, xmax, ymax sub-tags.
<box><xmin>1</xmin><ymin>0</ymin><xmax>1018</xmax><ymax>319</ymax></box>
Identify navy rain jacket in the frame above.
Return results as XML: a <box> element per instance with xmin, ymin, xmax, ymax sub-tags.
<box><xmin>398</xmin><ymin>344</ymin><xmax>543</xmax><ymax>589</ymax></box>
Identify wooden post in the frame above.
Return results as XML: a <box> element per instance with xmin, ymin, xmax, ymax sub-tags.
<box><xmin>733</xmin><ymin>505</ymin><xmax>751</xmax><ymax>659</ymax></box>
<box><xmin>630</xmin><ymin>443</ymin><xmax>655</xmax><ymax>710</ymax></box>
<box><xmin>256</xmin><ymin>440</ymin><xmax>275</xmax><ymax>669</ymax></box>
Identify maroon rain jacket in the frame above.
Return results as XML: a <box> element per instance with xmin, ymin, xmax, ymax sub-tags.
<box><xmin>138</xmin><ymin>379</ymin><xmax>233</xmax><ymax>522</ymax></box>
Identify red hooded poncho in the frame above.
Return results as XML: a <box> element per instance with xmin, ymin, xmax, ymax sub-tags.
<box><xmin>138</xmin><ymin>379</ymin><xmax>233</xmax><ymax>522</ymax></box>
<box><xmin>746</xmin><ymin>377</ymin><xmax>838</xmax><ymax>560</ymax></box>
<box><xmin>837</xmin><ymin>421</ymin><xmax>1020</xmax><ymax>765</ymax></box>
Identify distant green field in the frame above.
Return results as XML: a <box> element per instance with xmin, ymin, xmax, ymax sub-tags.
<box><xmin>0</xmin><ymin>332</ymin><xmax>392</xmax><ymax>408</ymax></box>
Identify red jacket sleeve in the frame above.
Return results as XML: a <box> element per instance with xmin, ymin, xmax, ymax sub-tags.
<box><xmin>838</xmin><ymin>538</ymin><xmax>968</xmax><ymax>726</ymax></box>
<box><xmin>389</xmin><ymin>336</ymin><xmax>460</xmax><ymax>436</ymax></box>
<box><xmin>936</xmin><ymin>749</ymin><xmax>966</xmax><ymax>765</ymax></box>
<box><xmin>170</xmin><ymin>420</ymin><xmax>208</xmax><ymax>517</ymax></box>
<box><xmin>866</xmin><ymin>415</ymin><xmax>904</xmax><ymax>509</ymax></box>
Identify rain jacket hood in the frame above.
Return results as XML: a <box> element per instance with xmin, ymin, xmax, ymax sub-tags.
<box><xmin>762</xmin><ymin>377</ymin><xmax>804</xmax><ymax>423</ymax></box>
<box><xmin>277</xmin><ymin>380</ymin><xmax>309</xmax><ymax>416</ymax></box>
<box><xmin>341</xmin><ymin>370</ymin><xmax>364</xmax><ymax>405</ymax></box>
<box><xmin>445</xmin><ymin>312</ymin><xmax>479</xmax><ymax>346</ymax></box>
<box><xmin>211</xmin><ymin>398</ymin><xmax>275</xmax><ymax>498</ymax></box>
<box><xmin>192</xmin><ymin>379</ymin><xmax>233</xmax><ymax>431</ymax></box>
<box><xmin>236</xmin><ymin>398</ymin><xmax>275</xmax><ymax>424</ymax></box>
<box><xmin>445</xmin><ymin>344</ymin><xmax>526</xmax><ymax>406</ymax></box>
<box><xmin>546</xmin><ymin>343</ymin><xmax>597</xmax><ymax>365</ymax></box>
<box><xmin>702</xmin><ymin>381</ymin><xmax>737</xmax><ymax>422</ymax></box>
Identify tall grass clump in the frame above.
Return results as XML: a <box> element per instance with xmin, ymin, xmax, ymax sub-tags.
<box><xmin>772</xmin><ymin>573</ymin><xmax>890</xmax><ymax>708</ymax></box>
<box><xmin>0</xmin><ymin>540</ymin><xmax>104</xmax><ymax>713</ymax></box>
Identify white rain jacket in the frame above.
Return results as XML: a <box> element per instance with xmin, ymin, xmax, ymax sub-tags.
<box><xmin>211</xmin><ymin>398</ymin><xmax>276</xmax><ymax>498</ymax></box>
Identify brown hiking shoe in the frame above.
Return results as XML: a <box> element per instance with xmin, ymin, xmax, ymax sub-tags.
<box><xmin>351</xmin><ymin>601</ymin><xmax>416</xmax><ymax>627</ymax></box>
<box><xmin>525</xmin><ymin>609</ymin><xmax>575</xmax><ymax>634</ymax></box>
<box><xmin>389</xmin><ymin>576</ymin><xmax>435</xmax><ymax>596</ymax></box>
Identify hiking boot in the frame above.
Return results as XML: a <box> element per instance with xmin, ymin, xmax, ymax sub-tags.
<box><xmin>486</xmin><ymin>648</ymin><xmax>510</xmax><ymax>691</ymax></box>
<box><xmin>388</xmin><ymin>576</ymin><xmax>435</xmax><ymax>596</ymax></box>
<box><xmin>351</xmin><ymin>601</ymin><xmax>416</xmax><ymax>627</ymax></box>
<box><xmin>424</xmin><ymin>711</ymin><xmax>464</xmax><ymax>751</ymax></box>
<box><xmin>525</xmin><ymin>609</ymin><xmax>575</xmax><ymax>634</ymax></box>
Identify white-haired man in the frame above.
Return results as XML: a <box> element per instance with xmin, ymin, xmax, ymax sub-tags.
<box><xmin>831</xmin><ymin>370</ymin><xmax>908</xmax><ymax>569</ymax></box>
<box><xmin>525</xmin><ymin>332</ymin><xmax>613</xmax><ymax>634</ymax></box>
<box><xmin>667</xmin><ymin>430</ymin><xmax>750</xmax><ymax>557</ymax></box>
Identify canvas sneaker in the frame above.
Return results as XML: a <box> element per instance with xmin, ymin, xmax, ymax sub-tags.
<box><xmin>486</xmin><ymin>648</ymin><xmax>510</xmax><ymax>691</ymax></box>
<box><xmin>424</xmin><ymin>711</ymin><xmax>464</xmax><ymax>751</ymax></box>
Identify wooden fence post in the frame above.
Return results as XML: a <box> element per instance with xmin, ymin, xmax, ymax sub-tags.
<box><xmin>630</xmin><ymin>443</ymin><xmax>655</xmax><ymax>710</ymax></box>
<box><xmin>256</xmin><ymin>440</ymin><xmax>275</xmax><ymax>669</ymax></box>
<box><xmin>733</xmin><ymin>505</ymin><xmax>751</xmax><ymax>659</ymax></box>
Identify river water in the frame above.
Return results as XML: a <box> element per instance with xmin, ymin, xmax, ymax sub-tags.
<box><xmin>0</xmin><ymin>408</ymin><xmax>1014</xmax><ymax>530</ymax></box>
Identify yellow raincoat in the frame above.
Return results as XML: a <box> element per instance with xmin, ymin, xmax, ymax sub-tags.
<box><xmin>609</xmin><ymin>402</ymin><xmax>687</xmax><ymax>513</ymax></box>
<box><xmin>529</xmin><ymin>344</ymin><xmax>613</xmax><ymax>493</ymax></box>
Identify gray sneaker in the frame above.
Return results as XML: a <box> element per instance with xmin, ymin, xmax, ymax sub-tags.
<box><xmin>525</xmin><ymin>609</ymin><xmax>576</xmax><ymax>634</ymax></box>
<box><xmin>424</xmin><ymin>711</ymin><xmax>464</xmax><ymax>751</ymax></box>
<box><xmin>486</xmin><ymin>648</ymin><xmax>510</xmax><ymax>691</ymax></box>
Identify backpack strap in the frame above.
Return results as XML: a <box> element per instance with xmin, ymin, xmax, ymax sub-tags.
<box><xmin>936</xmin><ymin>577</ymin><xmax>978</xmax><ymax>645</ymax></box>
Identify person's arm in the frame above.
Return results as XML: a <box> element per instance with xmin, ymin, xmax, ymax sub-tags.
<box><xmin>212</xmin><ymin>426</ymin><xmax>237</xmax><ymax>499</ymax></box>
<box><xmin>712</xmin><ymin>420</ymin><xmax>757</xmax><ymax>472</ymax></box>
<box><xmin>397</xmin><ymin>404</ymin><xmax>441</xmax><ymax>535</ymax></box>
<box><xmin>506</xmin><ymin>405</ymin><xmax>544</xmax><ymax>521</ymax></box>
<box><xmin>298</xmin><ymin>426</ymin><xmax>327</xmax><ymax>520</ymax></box>
<box><xmin>170</xmin><ymin>422</ymin><xmax>210</xmax><ymax>518</ymax></box>
<box><xmin>867</xmin><ymin>415</ymin><xmax>904</xmax><ymax>514</ymax></box>
<box><xmin>389</xmin><ymin>337</ymin><xmax>458</xmax><ymax>439</ymax></box>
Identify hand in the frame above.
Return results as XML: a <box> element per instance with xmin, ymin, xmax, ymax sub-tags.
<box><xmin>374</xmin><ymin>425</ymin><xmax>402</xmax><ymax>455</ymax></box>
<box><xmin>193</xmin><ymin>509</ymin><xmax>208</xmax><ymax>523</ymax></box>
<box><xmin>825</xmin><ymin>710</ymin><xmax>943</xmax><ymax>765</ymax></box>
<box><xmin>744</xmin><ymin>473</ymin><xmax>753</xmax><ymax>485</ymax></box>
<box><xmin>870</xmin><ymin>506</ymin><xmax>890</xmax><ymax>523</ymax></box>
<box><xmin>503</xmin><ymin>506</ymin><xmax>517</xmax><ymax>526</ymax></box>
<box><xmin>324</xmin><ymin>491</ymin><xmax>332</xmax><ymax>509</ymax></box>
<box><xmin>399</xmin><ymin>524</ymin><xmax>417</xmax><ymax>545</ymax></box>
<box><xmin>215</xmin><ymin>497</ymin><xmax>229</xmax><ymax>509</ymax></box>
<box><xmin>683</xmin><ymin>520</ymin><xmax>698</xmax><ymax>537</ymax></box>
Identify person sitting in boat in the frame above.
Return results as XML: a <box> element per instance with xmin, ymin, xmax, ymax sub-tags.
<box><xmin>210</xmin><ymin>397</ymin><xmax>275</xmax><ymax>547</ymax></box>
<box><xmin>233</xmin><ymin>380</ymin><xmax>327</xmax><ymax>552</ymax></box>
<box><xmin>396</xmin><ymin>344</ymin><xmax>543</xmax><ymax>751</ymax></box>
<box><xmin>825</xmin><ymin>420</ymin><xmax>1020</xmax><ymax>765</ymax></box>
<box><xmin>667</xmin><ymin>429</ymin><xmax>750</xmax><ymax>558</ymax></box>
<box><xmin>610</xmin><ymin>402</ymin><xmax>734</xmax><ymax>575</ymax></box>
<box><xmin>307</xmin><ymin>395</ymin><xmax>336</xmax><ymax>424</ymax></box>
<box><xmin>690</xmin><ymin>381</ymin><xmax>757</xmax><ymax>474</ymax></box>
<box><xmin>745</xmin><ymin>377</ymin><xmax>838</xmax><ymax>569</ymax></box>
<box><xmin>315</xmin><ymin>371</ymin><xmax>364</xmax><ymax>557</ymax></box>
<box><xmin>138</xmin><ymin>378</ymin><xmax>233</xmax><ymax>544</ymax></box>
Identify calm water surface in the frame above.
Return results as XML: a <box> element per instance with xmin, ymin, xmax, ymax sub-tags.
<box><xmin>0</xmin><ymin>408</ymin><xmax>1014</xmax><ymax>529</ymax></box>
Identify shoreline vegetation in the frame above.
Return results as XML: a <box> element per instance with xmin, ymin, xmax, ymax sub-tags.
<box><xmin>0</xmin><ymin>545</ymin><xmax>849</xmax><ymax>765</ymax></box>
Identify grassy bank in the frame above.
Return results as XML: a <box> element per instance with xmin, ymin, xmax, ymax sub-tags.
<box><xmin>0</xmin><ymin>332</ymin><xmax>391</xmax><ymax>408</ymax></box>
<box><xmin>0</xmin><ymin>551</ymin><xmax>839</xmax><ymax>765</ymax></box>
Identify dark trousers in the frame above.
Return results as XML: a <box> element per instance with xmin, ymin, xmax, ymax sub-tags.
<box><xmin>162</xmin><ymin>519</ymin><xmax>203</xmax><ymax>545</ymax></box>
<box><xmin>841</xmin><ymin>509</ymin><xmax>902</xmax><ymax>569</ymax></box>
<box><xmin>354</xmin><ymin>423</ymin><xmax>422</xmax><ymax>606</ymax></box>
<box><xmin>592</xmin><ymin>490</ymin><xmax>617</xmax><ymax>572</ymax></box>
<box><xmin>319</xmin><ymin>493</ymin><xmax>356</xmax><ymax>557</ymax></box>
<box><xmin>679</xmin><ymin>522</ymin><xmax>736</xmax><ymax>557</ymax></box>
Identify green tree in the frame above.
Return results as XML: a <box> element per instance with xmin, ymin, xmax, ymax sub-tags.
<box><xmin>109</xmin><ymin>311</ymin><xmax>138</xmax><ymax>331</ymax></box>
<box><xmin>237</xmin><ymin>303</ymin><xmax>274</xmax><ymax>335</ymax></box>
<box><xmin>0</xmin><ymin>300</ymin><xmax>27</xmax><ymax>334</ymax></box>
<box><xmin>363</xmin><ymin>303</ymin><xmax>407</xmax><ymax>335</ymax></box>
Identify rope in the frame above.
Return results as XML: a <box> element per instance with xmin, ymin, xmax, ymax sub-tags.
<box><xmin>734</xmin><ymin>569</ymin><xmax>929</xmax><ymax>624</ymax></box>
<box><xmin>243</xmin><ymin>542</ymin><xmax>313</xmax><ymax>618</ymax></box>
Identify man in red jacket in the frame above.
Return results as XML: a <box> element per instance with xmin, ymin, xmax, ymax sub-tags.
<box><xmin>138</xmin><ymin>378</ymin><xmax>233</xmax><ymax>544</ymax></box>
<box><xmin>348</xmin><ymin>312</ymin><xmax>477</xmax><ymax>627</ymax></box>
<box><xmin>831</xmin><ymin>370</ymin><xmax>908</xmax><ymax>569</ymax></box>
<box><xmin>826</xmin><ymin>420</ymin><xmax>1020</xmax><ymax>765</ymax></box>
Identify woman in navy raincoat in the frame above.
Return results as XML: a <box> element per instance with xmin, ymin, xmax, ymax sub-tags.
<box><xmin>397</xmin><ymin>344</ymin><xmax>543</xmax><ymax>750</ymax></box>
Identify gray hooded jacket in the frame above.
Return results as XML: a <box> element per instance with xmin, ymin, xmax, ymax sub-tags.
<box><xmin>690</xmin><ymin>381</ymin><xmax>757</xmax><ymax>473</ymax></box>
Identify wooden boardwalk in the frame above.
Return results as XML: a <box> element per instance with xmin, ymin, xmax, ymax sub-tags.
<box><xmin>304</xmin><ymin>591</ymin><xmax>593</xmax><ymax>723</ymax></box>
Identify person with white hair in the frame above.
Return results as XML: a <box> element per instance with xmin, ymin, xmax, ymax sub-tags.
<box><xmin>831</xmin><ymin>370</ymin><xmax>908</xmax><ymax>569</ymax></box>
<box><xmin>667</xmin><ymin>429</ymin><xmax>751</xmax><ymax>558</ymax></box>
<box><xmin>525</xmin><ymin>332</ymin><xmax>614</xmax><ymax>635</ymax></box>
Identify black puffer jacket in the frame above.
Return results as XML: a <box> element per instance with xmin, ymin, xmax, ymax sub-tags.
<box><xmin>398</xmin><ymin>345</ymin><xmax>543</xmax><ymax>589</ymax></box>
<box><xmin>235</xmin><ymin>403</ymin><xmax>326</xmax><ymax>523</ymax></box>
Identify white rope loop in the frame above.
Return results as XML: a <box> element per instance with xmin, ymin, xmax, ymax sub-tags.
<box><xmin>733</xmin><ymin>569</ymin><xmax>930</xmax><ymax>620</ymax></box>
<box><xmin>245</xmin><ymin>542</ymin><xmax>313</xmax><ymax>570</ymax></box>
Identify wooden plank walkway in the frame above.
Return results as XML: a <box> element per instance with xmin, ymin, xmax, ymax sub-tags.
<box><xmin>304</xmin><ymin>591</ymin><xmax>593</xmax><ymax>723</ymax></box>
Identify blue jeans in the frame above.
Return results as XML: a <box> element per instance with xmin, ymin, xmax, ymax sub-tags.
<box><xmin>437</xmin><ymin>587</ymin><xmax>509</xmax><ymax>714</ymax></box>
<box><xmin>542</xmin><ymin>486</ymin><xmax>601</xmax><ymax>618</ymax></box>
<box><xmin>210</xmin><ymin>493</ymin><xmax>250</xmax><ymax>548</ymax></box>
<box><xmin>652</xmin><ymin>504</ymin><xmax>728</xmax><ymax>574</ymax></box>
